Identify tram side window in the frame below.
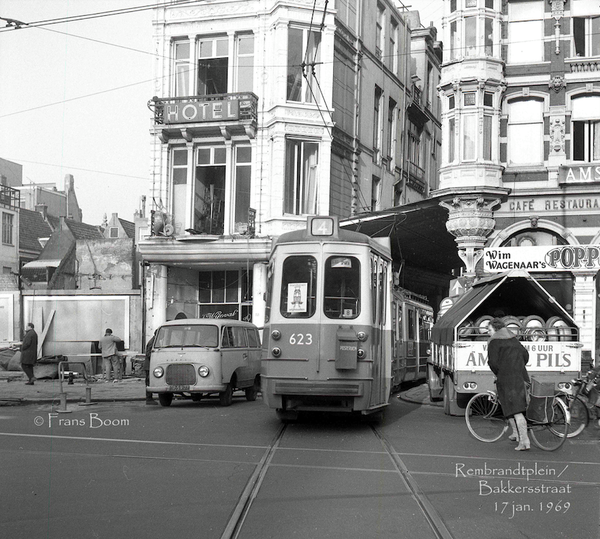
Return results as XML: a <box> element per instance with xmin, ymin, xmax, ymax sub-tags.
<box><xmin>280</xmin><ymin>255</ymin><xmax>317</xmax><ymax>318</ymax></box>
<box><xmin>419</xmin><ymin>312</ymin><xmax>431</xmax><ymax>341</ymax></box>
<box><xmin>407</xmin><ymin>308</ymin><xmax>416</xmax><ymax>341</ymax></box>
<box><xmin>324</xmin><ymin>256</ymin><xmax>360</xmax><ymax>319</ymax></box>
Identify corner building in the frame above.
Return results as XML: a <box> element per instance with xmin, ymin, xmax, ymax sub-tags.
<box><xmin>438</xmin><ymin>0</ymin><xmax>600</xmax><ymax>362</ymax></box>
<box><xmin>139</xmin><ymin>0</ymin><xmax>426</xmax><ymax>338</ymax></box>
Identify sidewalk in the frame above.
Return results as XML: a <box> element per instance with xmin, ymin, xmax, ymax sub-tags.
<box><xmin>1</xmin><ymin>371</ymin><xmax>441</xmax><ymax>406</ymax></box>
<box><xmin>0</xmin><ymin>371</ymin><xmax>147</xmax><ymax>405</ymax></box>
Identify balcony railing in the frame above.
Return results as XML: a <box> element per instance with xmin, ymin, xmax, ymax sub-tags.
<box><xmin>0</xmin><ymin>184</ymin><xmax>19</xmax><ymax>209</ymax></box>
<box><xmin>566</xmin><ymin>56</ymin><xmax>600</xmax><ymax>73</ymax></box>
<box><xmin>149</xmin><ymin>93</ymin><xmax>258</xmax><ymax>126</ymax></box>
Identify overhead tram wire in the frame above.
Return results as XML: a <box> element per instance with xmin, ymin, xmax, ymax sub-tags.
<box><xmin>299</xmin><ymin>0</ymin><xmax>371</xmax><ymax>215</ymax></box>
<box><xmin>0</xmin><ymin>1</ymin><xmax>206</xmax><ymax>32</ymax></box>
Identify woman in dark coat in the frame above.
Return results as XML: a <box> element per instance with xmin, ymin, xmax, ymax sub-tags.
<box><xmin>21</xmin><ymin>323</ymin><xmax>38</xmax><ymax>385</ymax></box>
<box><xmin>487</xmin><ymin>318</ymin><xmax>531</xmax><ymax>450</ymax></box>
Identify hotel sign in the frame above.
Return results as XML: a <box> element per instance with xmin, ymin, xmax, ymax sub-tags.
<box><xmin>483</xmin><ymin>246</ymin><xmax>600</xmax><ymax>272</ymax></box>
<box><xmin>559</xmin><ymin>165</ymin><xmax>600</xmax><ymax>184</ymax></box>
<box><xmin>164</xmin><ymin>98</ymin><xmax>240</xmax><ymax>124</ymax></box>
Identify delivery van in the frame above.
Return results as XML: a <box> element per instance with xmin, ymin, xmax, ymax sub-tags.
<box><xmin>148</xmin><ymin>319</ymin><xmax>262</xmax><ymax>407</ymax></box>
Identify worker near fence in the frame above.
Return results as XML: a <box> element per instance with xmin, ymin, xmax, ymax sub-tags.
<box><xmin>21</xmin><ymin>322</ymin><xmax>38</xmax><ymax>385</ymax></box>
<box><xmin>99</xmin><ymin>328</ymin><xmax>122</xmax><ymax>383</ymax></box>
<box><xmin>487</xmin><ymin>318</ymin><xmax>531</xmax><ymax>451</ymax></box>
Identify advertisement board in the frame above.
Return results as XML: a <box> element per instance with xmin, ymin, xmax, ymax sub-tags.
<box><xmin>483</xmin><ymin>246</ymin><xmax>600</xmax><ymax>272</ymax></box>
<box><xmin>454</xmin><ymin>342</ymin><xmax>581</xmax><ymax>371</ymax></box>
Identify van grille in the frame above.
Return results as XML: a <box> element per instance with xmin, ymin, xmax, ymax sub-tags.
<box><xmin>166</xmin><ymin>364</ymin><xmax>196</xmax><ymax>386</ymax></box>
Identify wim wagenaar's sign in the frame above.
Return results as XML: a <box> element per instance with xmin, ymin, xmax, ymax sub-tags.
<box><xmin>483</xmin><ymin>246</ymin><xmax>600</xmax><ymax>273</ymax></box>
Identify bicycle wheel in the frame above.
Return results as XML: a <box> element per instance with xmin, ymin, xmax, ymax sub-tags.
<box><xmin>529</xmin><ymin>397</ymin><xmax>569</xmax><ymax>451</ymax></box>
<box><xmin>465</xmin><ymin>393</ymin><xmax>508</xmax><ymax>442</ymax></box>
<box><xmin>553</xmin><ymin>395</ymin><xmax>588</xmax><ymax>438</ymax></box>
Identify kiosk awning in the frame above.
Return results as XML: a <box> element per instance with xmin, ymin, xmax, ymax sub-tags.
<box><xmin>431</xmin><ymin>271</ymin><xmax>578</xmax><ymax>346</ymax></box>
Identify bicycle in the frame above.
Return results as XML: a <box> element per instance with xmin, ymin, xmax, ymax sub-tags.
<box><xmin>465</xmin><ymin>389</ymin><xmax>570</xmax><ymax>451</ymax></box>
<box><xmin>555</xmin><ymin>367</ymin><xmax>600</xmax><ymax>437</ymax></box>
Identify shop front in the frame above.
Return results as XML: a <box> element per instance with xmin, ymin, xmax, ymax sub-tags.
<box><xmin>138</xmin><ymin>236</ymin><xmax>271</xmax><ymax>341</ymax></box>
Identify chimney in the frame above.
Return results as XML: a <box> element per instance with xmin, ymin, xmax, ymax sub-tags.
<box><xmin>35</xmin><ymin>203</ymin><xmax>48</xmax><ymax>220</ymax></box>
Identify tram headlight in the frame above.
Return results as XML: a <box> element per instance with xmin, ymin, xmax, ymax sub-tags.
<box><xmin>357</xmin><ymin>348</ymin><xmax>366</xmax><ymax>359</ymax></box>
<box><xmin>153</xmin><ymin>366</ymin><xmax>164</xmax><ymax>378</ymax></box>
<box><xmin>557</xmin><ymin>382</ymin><xmax>571</xmax><ymax>391</ymax></box>
<box><xmin>356</xmin><ymin>331</ymin><xmax>367</xmax><ymax>342</ymax></box>
<box><xmin>272</xmin><ymin>347</ymin><xmax>281</xmax><ymax>358</ymax></box>
<box><xmin>271</xmin><ymin>329</ymin><xmax>281</xmax><ymax>340</ymax></box>
<box><xmin>198</xmin><ymin>365</ymin><xmax>210</xmax><ymax>378</ymax></box>
<box><xmin>463</xmin><ymin>382</ymin><xmax>477</xmax><ymax>390</ymax></box>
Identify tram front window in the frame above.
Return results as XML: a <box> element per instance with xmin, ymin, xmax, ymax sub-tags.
<box><xmin>280</xmin><ymin>255</ymin><xmax>317</xmax><ymax>318</ymax></box>
<box><xmin>324</xmin><ymin>256</ymin><xmax>360</xmax><ymax>319</ymax></box>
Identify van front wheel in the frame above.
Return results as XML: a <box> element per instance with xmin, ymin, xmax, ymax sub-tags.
<box><xmin>158</xmin><ymin>393</ymin><xmax>173</xmax><ymax>407</ymax></box>
<box><xmin>219</xmin><ymin>384</ymin><xmax>233</xmax><ymax>406</ymax></box>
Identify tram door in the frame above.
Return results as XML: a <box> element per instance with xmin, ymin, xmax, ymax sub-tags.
<box><xmin>370</xmin><ymin>254</ymin><xmax>390</xmax><ymax>407</ymax></box>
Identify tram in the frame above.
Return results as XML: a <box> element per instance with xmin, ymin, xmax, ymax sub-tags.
<box><xmin>261</xmin><ymin>215</ymin><xmax>433</xmax><ymax>419</ymax></box>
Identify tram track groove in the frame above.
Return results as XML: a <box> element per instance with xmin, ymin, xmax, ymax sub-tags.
<box><xmin>220</xmin><ymin>424</ymin><xmax>287</xmax><ymax>539</ymax></box>
<box><xmin>371</xmin><ymin>426</ymin><xmax>456</xmax><ymax>539</ymax></box>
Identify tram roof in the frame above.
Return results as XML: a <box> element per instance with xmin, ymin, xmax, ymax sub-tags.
<box><xmin>273</xmin><ymin>225</ymin><xmax>390</xmax><ymax>254</ymax></box>
<box><xmin>340</xmin><ymin>197</ymin><xmax>461</xmax><ymax>275</ymax></box>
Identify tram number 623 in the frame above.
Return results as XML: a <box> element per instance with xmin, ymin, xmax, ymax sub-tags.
<box><xmin>289</xmin><ymin>333</ymin><xmax>313</xmax><ymax>345</ymax></box>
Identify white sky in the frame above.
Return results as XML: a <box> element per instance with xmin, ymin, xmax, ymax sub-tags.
<box><xmin>0</xmin><ymin>1</ymin><xmax>154</xmax><ymax>225</ymax></box>
<box><xmin>408</xmin><ymin>0</ymin><xmax>444</xmax><ymax>30</ymax></box>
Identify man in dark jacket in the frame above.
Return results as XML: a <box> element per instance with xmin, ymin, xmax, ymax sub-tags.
<box><xmin>21</xmin><ymin>323</ymin><xmax>38</xmax><ymax>385</ymax></box>
<box><xmin>487</xmin><ymin>318</ymin><xmax>531</xmax><ymax>451</ymax></box>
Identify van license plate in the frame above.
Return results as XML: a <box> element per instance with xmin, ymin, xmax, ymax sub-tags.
<box><xmin>169</xmin><ymin>385</ymin><xmax>190</xmax><ymax>391</ymax></box>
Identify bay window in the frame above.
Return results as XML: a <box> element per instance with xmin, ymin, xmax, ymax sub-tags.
<box><xmin>284</xmin><ymin>139</ymin><xmax>319</xmax><ymax>215</ymax></box>
<box><xmin>287</xmin><ymin>27</ymin><xmax>320</xmax><ymax>103</ymax></box>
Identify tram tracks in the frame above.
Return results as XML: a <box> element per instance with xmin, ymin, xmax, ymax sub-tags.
<box><xmin>220</xmin><ymin>422</ymin><xmax>455</xmax><ymax>539</ymax></box>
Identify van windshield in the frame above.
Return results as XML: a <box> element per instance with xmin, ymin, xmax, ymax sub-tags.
<box><xmin>155</xmin><ymin>324</ymin><xmax>219</xmax><ymax>348</ymax></box>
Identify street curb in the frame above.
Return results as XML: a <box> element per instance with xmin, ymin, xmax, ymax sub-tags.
<box><xmin>397</xmin><ymin>390</ymin><xmax>443</xmax><ymax>407</ymax></box>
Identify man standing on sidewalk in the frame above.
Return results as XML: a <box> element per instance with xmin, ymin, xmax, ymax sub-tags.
<box><xmin>21</xmin><ymin>323</ymin><xmax>38</xmax><ymax>385</ymax></box>
<box><xmin>99</xmin><ymin>328</ymin><xmax>122</xmax><ymax>382</ymax></box>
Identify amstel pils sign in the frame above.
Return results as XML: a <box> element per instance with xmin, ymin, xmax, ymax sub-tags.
<box><xmin>483</xmin><ymin>246</ymin><xmax>600</xmax><ymax>272</ymax></box>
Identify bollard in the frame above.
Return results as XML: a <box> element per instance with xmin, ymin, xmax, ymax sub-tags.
<box><xmin>79</xmin><ymin>386</ymin><xmax>96</xmax><ymax>407</ymax></box>
<box><xmin>57</xmin><ymin>392</ymin><xmax>72</xmax><ymax>414</ymax></box>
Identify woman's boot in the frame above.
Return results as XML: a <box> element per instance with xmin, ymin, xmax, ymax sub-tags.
<box><xmin>508</xmin><ymin>418</ymin><xmax>518</xmax><ymax>441</ymax></box>
<box><xmin>514</xmin><ymin>413</ymin><xmax>530</xmax><ymax>451</ymax></box>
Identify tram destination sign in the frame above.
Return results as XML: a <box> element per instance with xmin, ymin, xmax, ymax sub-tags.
<box><xmin>483</xmin><ymin>246</ymin><xmax>600</xmax><ymax>272</ymax></box>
